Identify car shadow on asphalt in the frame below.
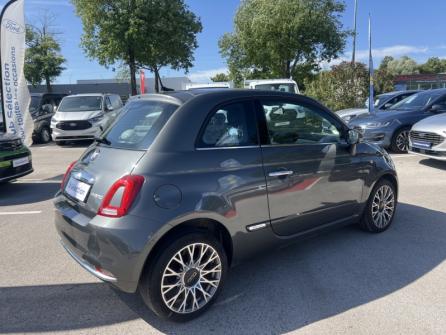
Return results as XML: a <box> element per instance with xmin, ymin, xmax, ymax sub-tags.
<box><xmin>0</xmin><ymin>182</ymin><xmax>60</xmax><ymax>206</ymax></box>
<box><xmin>419</xmin><ymin>158</ymin><xmax>446</xmax><ymax>171</ymax></box>
<box><xmin>1</xmin><ymin>203</ymin><xmax>445</xmax><ymax>333</ymax></box>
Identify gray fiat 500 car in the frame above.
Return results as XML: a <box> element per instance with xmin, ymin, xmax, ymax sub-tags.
<box><xmin>54</xmin><ymin>90</ymin><xmax>398</xmax><ymax>321</ymax></box>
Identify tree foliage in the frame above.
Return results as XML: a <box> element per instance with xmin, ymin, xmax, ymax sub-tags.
<box><xmin>219</xmin><ymin>0</ymin><xmax>348</xmax><ymax>85</ymax></box>
<box><xmin>24</xmin><ymin>18</ymin><xmax>66</xmax><ymax>92</ymax></box>
<box><xmin>71</xmin><ymin>0</ymin><xmax>202</xmax><ymax>94</ymax></box>
<box><xmin>384</xmin><ymin>56</ymin><xmax>419</xmax><ymax>76</ymax></box>
<box><xmin>304</xmin><ymin>62</ymin><xmax>368</xmax><ymax>111</ymax></box>
<box><xmin>210</xmin><ymin>73</ymin><xmax>230</xmax><ymax>82</ymax></box>
<box><xmin>418</xmin><ymin>57</ymin><xmax>446</xmax><ymax>74</ymax></box>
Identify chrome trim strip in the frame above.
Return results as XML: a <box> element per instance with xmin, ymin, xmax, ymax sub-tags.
<box><xmin>268</xmin><ymin>170</ymin><xmax>293</xmax><ymax>177</ymax></box>
<box><xmin>61</xmin><ymin>241</ymin><xmax>117</xmax><ymax>282</ymax></box>
<box><xmin>246</xmin><ymin>222</ymin><xmax>269</xmax><ymax>232</ymax></box>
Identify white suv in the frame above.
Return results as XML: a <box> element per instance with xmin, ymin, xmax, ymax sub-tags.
<box><xmin>51</xmin><ymin>93</ymin><xmax>123</xmax><ymax>145</ymax></box>
<box><xmin>244</xmin><ymin>79</ymin><xmax>300</xmax><ymax>94</ymax></box>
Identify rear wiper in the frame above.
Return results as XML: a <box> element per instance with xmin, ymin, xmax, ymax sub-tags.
<box><xmin>94</xmin><ymin>136</ymin><xmax>111</xmax><ymax>146</ymax></box>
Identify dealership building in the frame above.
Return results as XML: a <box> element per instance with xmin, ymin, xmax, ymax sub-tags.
<box><xmin>394</xmin><ymin>74</ymin><xmax>446</xmax><ymax>91</ymax></box>
<box><xmin>28</xmin><ymin>76</ymin><xmax>193</xmax><ymax>101</ymax></box>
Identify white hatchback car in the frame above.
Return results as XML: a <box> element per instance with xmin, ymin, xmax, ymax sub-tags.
<box><xmin>51</xmin><ymin>93</ymin><xmax>123</xmax><ymax>145</ymax></box>
<box><xmin>409</xmin><ymin>112</ymin><xmax>446</xmax><ymax>161</ymax></box>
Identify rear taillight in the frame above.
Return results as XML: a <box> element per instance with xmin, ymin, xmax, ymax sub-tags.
<box><xmin>61</xmin><ymin>161</ymin><xmax>77</xmax><ymax>189</ymax></box>
<box><xmin>98</xmin><ymin>175</ymin><xmax>144</xmax><ymax>218</ymax></box>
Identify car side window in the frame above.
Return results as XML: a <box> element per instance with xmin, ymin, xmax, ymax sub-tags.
<box><xmin>105</xmin><ymin>97</ymin><xmax>113</xmax><ymax>111</ymax></box>
<box><xmin>198</xmin><ymin>101</ymin><xmax>258</xmax><ymax>148</ymax></box>
<box><xmin>112</xmin><ymin>95</ymin><xmax>123</xmax><ymax>109</ymax></box>
<box><xmin>261</xmin><ymin>100</ymin><xmax>342</xmax><ymax>145</ymax></box>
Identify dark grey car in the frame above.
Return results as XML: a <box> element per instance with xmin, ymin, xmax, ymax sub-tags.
<box><xmin>54</xmin><ymin>90</ymin><xmax>398</xmax><ymax>321</ymax></box>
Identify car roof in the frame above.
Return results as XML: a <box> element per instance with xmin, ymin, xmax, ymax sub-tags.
<box><xmin>378</xmin><ymin>90</ymin><xmax>419</xmax><ymax>98</ymax></box>
<box><xmin>30</xmin><ymin>93</ymin><xmax>67</xmax><ymax>97</ymax></box>
<box><xmin>132</xmin><ymin>89</ymin><xmax>304</xmax><ymax>105</ymax></box>
<box><xmin>415</xmin><ymin>88</ymin><xmax>446</xmax><ymax>96</ymax></box>
<box><xmin>65</xmin><ymin>93</ymin><xmax>105</xmax><ymax>97</ymax></box>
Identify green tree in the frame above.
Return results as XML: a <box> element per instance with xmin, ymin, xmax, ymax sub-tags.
<box><xmin>305</xmin><ymin>62</ymin><xmax>368</xmax><ymax>111</ymax></box>
<box><xmin>385</xmin><ymin>56</ymin><xmax>419</xmax><ymax>76</ymax></box>
<box><xmin>219</xmin><ymin>0</ymin><xmax>348</xmax><ymax>83</ymax></box>
<box><xmin>418</xmin><ymin>57</ymin><xmax>446</xmax><ymax>74</ymax></box>
<box><xmin>210</xmin><ymin>73</ymin><xmax>230</xmax><ymax>82</ymax></box>
<box><xmin>374</xmin><ymin>68</ymin><xmax>395</xmax><ymax>95</ymax></box>
<box><xmin>24</xmin><ymin>24</ymin><xmax>66</xmax><ymax>92</ymax></box>
<box><xmin>373</xmin><ymin>55</ymin><xmax>396</xmax><ymax>95</ymax></box>
<box><xmin>71</xmin><ymin>0</ymin><xmax>202</xmax><ymax>94</ymax></box>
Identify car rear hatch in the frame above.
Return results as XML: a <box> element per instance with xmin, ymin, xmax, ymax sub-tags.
<box><xmin>62</xmin><ymin>146</ymin><xmax>147</xmax><ymax>216</ymax></box>
<box><xmin>58</xmin><ymin>96</ymin><xmax>181</xmax><ymax>217</ymax></box>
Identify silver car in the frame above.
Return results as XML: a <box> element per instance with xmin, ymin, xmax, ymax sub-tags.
<box><xmin>409</xmin><ymin>112</ymin><xmax>446</xmax><ymax>160</ymax></box>
<box><xmin>51</xmin><ymin>93</ymin><xmax>123</xmax><ymax>145</ymax></box>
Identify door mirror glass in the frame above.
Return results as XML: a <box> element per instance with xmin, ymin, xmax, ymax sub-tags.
<box><xmin>347</xmin><ymin>129</ymin><xmax>361</xmax><ymax>145</ymax></box>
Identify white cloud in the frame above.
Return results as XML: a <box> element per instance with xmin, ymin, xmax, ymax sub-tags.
<box><xmin>188</xmin><ymin>67</ymin><xmax>229</xmax><ymax>83</ymax></box>
<box><xmin>352</xmin><ymin>45</ymin><xmax>428</xmax><ymax>61</ymax></box>
<box><xmin>320</xmin><ymin>45</ymin><xmax>431</xmax><ymax>70</ymax></box>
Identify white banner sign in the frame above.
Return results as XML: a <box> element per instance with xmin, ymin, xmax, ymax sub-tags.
<box><xmin>1</xmin><ymin>0</ymin><xmax>32</xmax><ymax>144</ymax></box>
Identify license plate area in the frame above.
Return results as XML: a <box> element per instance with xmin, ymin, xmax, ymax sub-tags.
<box><xmin>412</xmin><ymin>140</ymin><xmax>431</xmax><ymax>149</ymax></box>
<box><xmin>65</xmin><ymin>176</ymin><xmax>92</xmax><ymax>202</ymax></box>
<box><xmin>13</xmin><ymin>156</ymin><xmax>29</xmax><ymax>168</ymax></box>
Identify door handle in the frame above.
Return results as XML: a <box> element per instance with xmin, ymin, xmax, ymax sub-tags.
<box><xmin>268</xmin><ymin>170</ymin><xmax>293</xmax><ymax>177</ymax></box>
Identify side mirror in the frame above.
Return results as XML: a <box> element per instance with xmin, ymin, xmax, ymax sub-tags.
<box><xmin>105</xmin><ymin>104</ymin><xmax>114</xmax><ymax>112</ymax></box>
<box><xmin>430</xmin><ymin>104</ymin><xmax>446</xmax><ymax>113</ymax></box>
<box><xmin>383</xmin><ymin>103</ymin><xmax>393</xmax><ymax>109</ymax></box>
<box><xmin>347</xmin><ymin>128</ymin><xmax>361</xmax><ymax>145</ymax></box>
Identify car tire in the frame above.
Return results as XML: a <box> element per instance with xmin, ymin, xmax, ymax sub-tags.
<box><xmin>39</xmin><ymin>127</ymin><xmax>52</xmax><ymax>144</ymax></box>
<box><xmin>139</xmin><ymin>232</ymin><xmax>228</xmax><ymax>322</ymax></box>
<box><xmin>390</xmin><ymin>127</ymin><xmax>410</xmax><ymax>153</ymax></box>
<box><xmin>359</xmin><ymin>179</ymin><xmax>397</xmax><ymax>233</ymax></box>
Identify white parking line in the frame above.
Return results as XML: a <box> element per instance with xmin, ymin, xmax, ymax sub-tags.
<box><xmin>0</xmin><ymin>211</ymin><xmax>42</xmax><ymax>215</ymax></box>
<box><xmin>391</xmin><ymin>154</ymin><xmax>416</xmax><ymax>159</ymax></box>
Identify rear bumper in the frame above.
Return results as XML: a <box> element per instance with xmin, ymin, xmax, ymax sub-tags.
<box><xmin>54</xmin><ymin>193</ymin><xmax>154</xmax><ymax>293</ymax></box>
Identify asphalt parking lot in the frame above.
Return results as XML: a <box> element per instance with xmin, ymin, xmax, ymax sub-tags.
<box><xmin>1</xmin><ymin>143</ymin><xmax>446</xmax><ymax>335</ymax></box>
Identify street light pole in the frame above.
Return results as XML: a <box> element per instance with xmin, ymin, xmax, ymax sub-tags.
<box><xmin>351</xmin><ymin>0</ymin><xmax>358</xmax><ymax>65</ymax></box>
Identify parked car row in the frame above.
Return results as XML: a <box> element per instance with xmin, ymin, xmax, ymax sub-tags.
<box><xmin>336</xmin><ymin>90</ymin><xmax>419</xmax><ymax>122</ymax></box>
<box><xmin>27</xmin><ymin>93</ymin><xmax>124</xmax><ymax>145</ymax></box>
<box><xmin>340</xmin><ymin>89</ymin><xmax>446</xmax><ymax>157</ymax></box>
<box><xmin>50</xmin><ymin>93</ymin><xmax>123</xmax><ymax>145</ymax></box>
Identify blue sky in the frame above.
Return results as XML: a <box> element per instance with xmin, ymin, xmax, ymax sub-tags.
<box><xmin>2</xmin><ymin>0</ymin><xmax>446</xmax><ymax>83</ymax></box>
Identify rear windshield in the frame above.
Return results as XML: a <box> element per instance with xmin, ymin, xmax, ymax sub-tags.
<box><xmin>58</xmin><ymin>96</ymin><xmax>103</xmax><ymax>112</ymax></box>
<box><xmin>102</xmin><ymin>99</ymin><xmax>178</xmax><ymax>150</ymax></box>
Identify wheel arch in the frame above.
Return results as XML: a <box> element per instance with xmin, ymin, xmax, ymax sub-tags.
<box><xmin>138</xmin><ymin>218</ymin><xmax>233</xmax><ymax>284</ymax></box>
